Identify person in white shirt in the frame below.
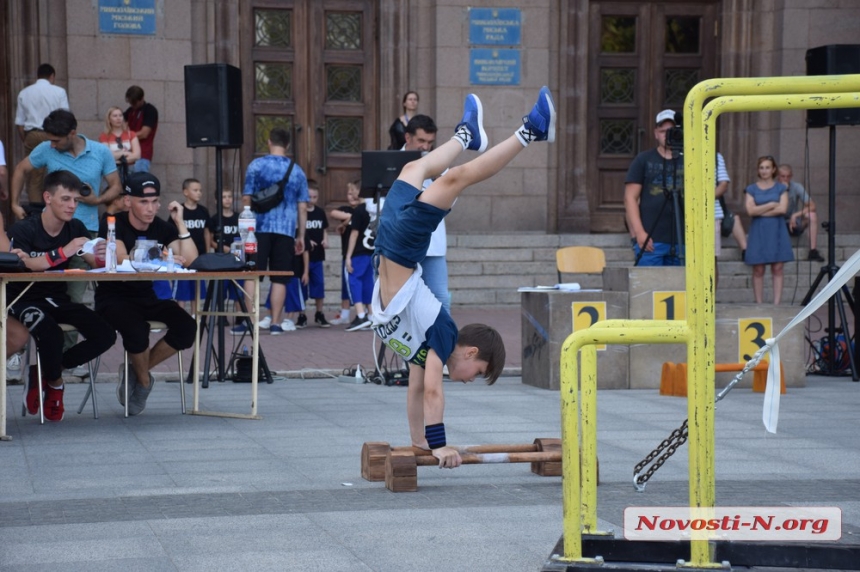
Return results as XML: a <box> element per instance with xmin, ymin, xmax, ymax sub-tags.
<box><xmin>14</xmin><ymin>63</ymin><xmax>70</xmax><ymax>214</ymax></box>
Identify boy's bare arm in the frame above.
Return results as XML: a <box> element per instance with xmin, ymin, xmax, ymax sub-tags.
<box><xmin>345</xmin><ymin>229</ymin><xmax>358</xmax><ymax>272</ymax></box>
<box><xmin>407</xmin><ymin>366</ymin><xmax>427</xmax><ymax>447</ymax></box>
<box><xmin>422</xmin><ymin>350</ymin><xmax>462</xmax><ymax>468</ymax></box>
<box><xmin>422</xmin><ymin>352</ymin><xmax>446</xmax><ymax>425</ymax></box>
<box><xmin>329</xmin><ymin>209</ymin><xmax>351</xmax><ymax>222</ymax></box>
<box><xmin>301</xmin><ymin>250</ymin><xmax>309</xmax><ymax>284</ymax></box>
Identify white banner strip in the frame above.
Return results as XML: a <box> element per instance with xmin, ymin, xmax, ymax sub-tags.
<box><xmin>761</xmin><ymin>248</ymin><xmax>860</xmax><ymax>432</ymax></box>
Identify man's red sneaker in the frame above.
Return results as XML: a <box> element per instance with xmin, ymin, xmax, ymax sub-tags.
<box><xmin>25</xmin><ymin>365</ymin><xmax>43</xmax><ymax>416</ymax></box>
<box><xmin>43</xmin><ymin>385</ymin><xmax>65</xmax><ymax>422</ymax></box>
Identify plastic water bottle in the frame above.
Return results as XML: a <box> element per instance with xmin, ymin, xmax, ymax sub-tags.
<box><xmin>244</xmin><ymin>227</ymin><xmax>257</xmax><ymax>267</ymax></box>
<box><xmin>230</xmin><ymin>237</ymin><xmax>245</xmax><ymax>263</ymax></box>
<box><xmin>166</xmin><ymin>248</ymin><xmax>175</xmax><ymax>272</ymax></box>
<box><xmin>106</xmin><ymin>216</ymin><xmax>117</xmax><ymax>273</ymax></box>
<box><xmin>238</xmin><ymin>206</ymin><xmax>255</xmax><ymax>244</ymax></box>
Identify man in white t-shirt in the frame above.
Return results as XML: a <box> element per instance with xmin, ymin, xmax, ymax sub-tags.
<box><xmin>778</xmin><ymin>164</ymin><xmax>824</xmax><ymax>262</ymax></box>
<box><xmin>14</xmin><ymin>63</ymin><xmax>70</xmax><ymax>213</ymax></box>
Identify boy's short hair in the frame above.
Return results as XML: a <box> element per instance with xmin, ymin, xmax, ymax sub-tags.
<box><xmin>43</xmin><ymin>170</ymin><xmax>83</xmax><ymax>195</ymax></box>
<box><xmin>457</xmin><ymin>323</ymin><xmax>506</xmax><ymax>385</ymax></box>
<box><xmin>307</xmin><ymin>179</ymin><xmax>320</xmax><ymax>192</ymax></box>
<box><xmin>182</xmin><ymin>178</ymin><xmax>200</xmax><ymax>190</ymax></box>
<box><xmin>215</xmin><ymin>188</ymin><xmax>232</xmax><ymax>199</ymax></box>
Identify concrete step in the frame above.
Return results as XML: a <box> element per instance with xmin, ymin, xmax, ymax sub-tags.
<box><xmin>317</xmin><ymin>233</ymin><xmax>859</xmax><ymax>310</ymax></box>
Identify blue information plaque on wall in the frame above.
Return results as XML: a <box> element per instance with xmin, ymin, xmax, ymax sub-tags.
<box><xmin>470</xmin><ymin>49</ymin><xmax>521</xmax><ymax>86</ymax></box>
<box><xmin>99</xmin><ymin>0</ymin><xmax>156</xmax><ymax>35</ymax></box>
<box><xmin>469</xmin><ymin>8</ymin><xmax>521</xmax><ymax>46</ymax></box>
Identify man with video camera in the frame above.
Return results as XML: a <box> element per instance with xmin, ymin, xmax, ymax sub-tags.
<box><xmin>624</xmin><ymin>109</ymin><xmax>685</xmax><ymax>266</ymax></box>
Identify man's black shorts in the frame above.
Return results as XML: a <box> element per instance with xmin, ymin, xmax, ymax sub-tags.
<box><xmin>256</xmin><ymin>232</ymin><xmax>294</xmax><ymax>285</ymax></box>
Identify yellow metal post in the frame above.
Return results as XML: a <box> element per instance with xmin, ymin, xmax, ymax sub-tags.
<box><xmin>555</xmin><ymin>74</ymin><xmax>860</xmax><ymax>568</ymax></box>
<box><xmin>680</xmin><ymin>75</ymin><xmax>860</xmax><ymax>568</ymax></box>
<box><xmin>559</xmin><ymin>321</ymin><xmax>689</xmax><ymax>562</ymax></box>
<box><xmin>579</xmin><ymin>345</ymin><xmax>599</xmax><ymax>534</ymax></box>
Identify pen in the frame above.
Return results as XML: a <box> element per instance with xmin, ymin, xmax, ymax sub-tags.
<box><xmin>9</xmin><ymin>238</ymin><xmax>13</xmax><ymax>251</ymax></box>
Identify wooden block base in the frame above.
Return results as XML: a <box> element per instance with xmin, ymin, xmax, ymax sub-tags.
<box><xmin>361</xmin><ymin>442</ymin><xmax>390</xmax><ymax>482</ymax></box>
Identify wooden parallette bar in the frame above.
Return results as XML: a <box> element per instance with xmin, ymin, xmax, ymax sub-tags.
<box><xmin>383</xmin><ymin>438</ymin><xmax>564</xmax><ymax>492</ymax></box>
<box><xmin>414</xmin><ymin>451</ymin><xmax>560</xmax><ymax>465</ymax></box>
<box><xmin>361</xmin><ymin>440</ymin><xmax>551</xmax><ymax>482</ymax></box>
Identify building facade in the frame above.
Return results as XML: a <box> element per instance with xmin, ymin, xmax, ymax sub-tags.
<box><xmin>2</xmin><ymin>0</ymin><xmax>859</xmax><ymax>233</ymax></box>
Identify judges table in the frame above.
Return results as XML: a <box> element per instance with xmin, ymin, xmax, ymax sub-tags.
<box><xmin>0</xmin><ymin>269</ymin><xmax>289</xmax><ymax>441</ymax></box>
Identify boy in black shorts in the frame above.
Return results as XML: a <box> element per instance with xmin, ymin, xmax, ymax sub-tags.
<box><xmin>371</xmin><ymin>87</ymin><xmax>556</xmax><ymax>468</ymax></box>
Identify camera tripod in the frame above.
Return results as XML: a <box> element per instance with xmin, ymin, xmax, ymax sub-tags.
<box><xmin>634</xmin><ymin>154</ymin><xmax>685</xmax><ymax>267</ymax></box>
<box><xmin>800</xmin><ymin>126</ymin><xmax>857</xmax><ymax>379</ymax></box>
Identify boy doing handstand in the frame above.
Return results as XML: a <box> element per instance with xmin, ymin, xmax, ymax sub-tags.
<box><xmin>371</xmin><ymin>87</ymin><xmax>556</xmax><ymax>468</ymax></box>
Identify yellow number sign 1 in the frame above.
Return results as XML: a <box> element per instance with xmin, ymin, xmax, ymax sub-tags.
<box><xmin>652</xmin><ymin>291</ymin><xmax>686</xmax><ymax>321</ymax></box>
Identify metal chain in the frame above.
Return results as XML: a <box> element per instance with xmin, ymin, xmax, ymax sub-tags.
<box><xmin>631</xmin><ymin>343</ymin><xmax>773</xmax><ymax>491</ymax></box>
<box><xmin>633</xmin><ymin>420</ymin><xmax>688</xmax><ymax>491</ymax></box>
<box><xmin>716</xmin><ymin>344</ymin><xmax>769</xmax><ymax>404</ymax></box>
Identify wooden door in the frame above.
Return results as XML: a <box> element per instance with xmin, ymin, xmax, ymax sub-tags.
<box><xmin>586</xmin><ymin>1</ymin><xmax>718</xmax><ymax>232</ymax></box>
<box><xmin>242</xmin><ymin>0</ymin><xmax>376</xmax><ymax>208</ymax></box>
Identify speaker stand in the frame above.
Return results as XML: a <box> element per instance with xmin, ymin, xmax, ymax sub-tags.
<box><xmin>800</xmin><ymin>125</ymin><xmax>858</xmax><ymax>380</ymax></box>
<box><xmin>185</xmin><ymin>146</ymin><xmax>276</xmax><ymax>387</ymax></box>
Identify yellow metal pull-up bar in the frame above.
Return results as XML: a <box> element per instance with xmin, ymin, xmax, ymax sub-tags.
<box><xmin>555</xmin><ymin>74</ymin><xmax>860</xmax><ymax>568</ymax></box>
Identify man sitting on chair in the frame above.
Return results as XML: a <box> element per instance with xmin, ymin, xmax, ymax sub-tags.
<box><xmin>8</xmin><ymin>170</ymin><xmax>116</xmax><ymax>422</ymax></box>
<box><xmin>95</xmin><ymin>172</ymin><xmax>198</xmax><ymax>416</ymax></box>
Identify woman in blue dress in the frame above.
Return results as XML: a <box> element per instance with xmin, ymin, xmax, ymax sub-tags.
<box><xmin>744</xmin><ymin>155</ymin><xmax>793</xmax><ymax>304</ymax></box>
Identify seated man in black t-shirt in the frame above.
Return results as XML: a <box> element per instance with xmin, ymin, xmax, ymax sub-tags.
<box><xmin>95</xmin><ymin>172</ymin><xmax>199</xmax><ymax>416</ymax></box>
<box><xmin>8</xmin><ymin>170</ymin><xmax>116</xmax><ymax>422</ymax></box>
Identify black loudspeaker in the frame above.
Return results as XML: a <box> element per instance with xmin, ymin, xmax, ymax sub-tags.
<box><xmin>805</xmin><ymin>44</ymin><xmax>860</xmax><ymax>128</ymax></box>
<box><xmin>184</xmin><ymin>63</ymin><xmax>243</xmax><ymax>148</ymax></box>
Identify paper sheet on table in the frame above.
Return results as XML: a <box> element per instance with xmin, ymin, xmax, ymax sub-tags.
<box><xmin>88</xmin><ymin>260</ymin><xmax>196</xmax><ymax>273</ymax></box>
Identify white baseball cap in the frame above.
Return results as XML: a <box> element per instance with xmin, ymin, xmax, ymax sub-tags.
<box><xmin>655</xmin><ymin>109</ymin><xmax>677</xmax><ymax>126</ymax></box>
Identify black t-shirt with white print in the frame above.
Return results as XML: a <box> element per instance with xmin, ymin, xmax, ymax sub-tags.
<box><xmin>7</xmin><ymin>216</ymin><xmax>90</xmax><ymax>301</ymax></box>
<box><xmin>348</xmin><ymin>203</ymin><xmax>375</xmax><ymax>258</ymax></box>
<box><xmin>206</xmin><ymin>211</ymin><xmax>240</xmax><ymax>251</ymax></box>
<box><xmin>305</xmin><ymin>206</ymin><xmax>329</xmax><ymax>262</ymax></box>
<box><xmin>169</xmin><ymin>203</ymin><xmax>210</xmax><ymax>255</ymax></box>
<box><xmin>95</xmin><ymin>211</ymin><xmax>179</xmax><ymax>302</ymax></box>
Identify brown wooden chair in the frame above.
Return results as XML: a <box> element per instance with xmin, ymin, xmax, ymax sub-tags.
<box><xmin>556</xmin><ymin>246</ymin><xmax>606</xmax><ymax>283</ymax></box>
